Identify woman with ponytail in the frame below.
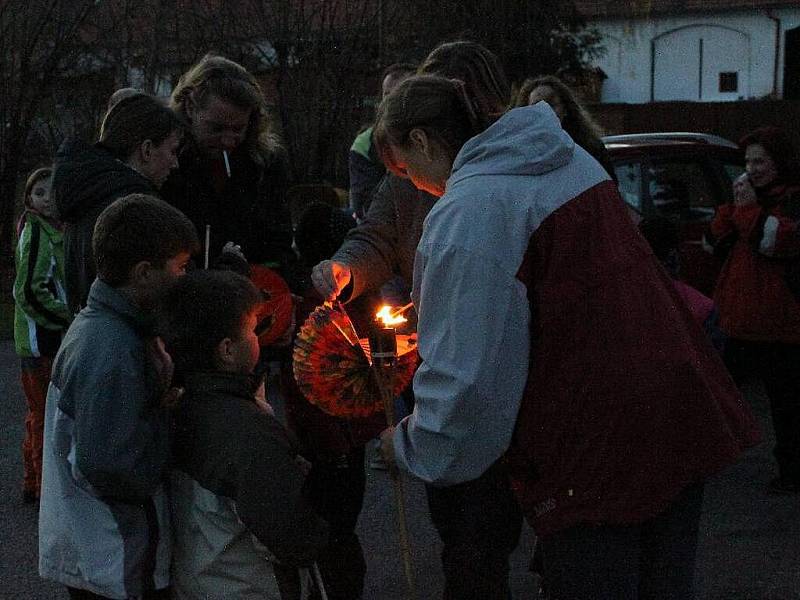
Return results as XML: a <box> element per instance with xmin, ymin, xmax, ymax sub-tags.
<box><xmin>373</xmin><ymin>77</ymin><xmax>527</xmax><ymax>600</ymax></box>
<box><xmin>306</xmin><ymin>43</ymin><xmax>523</xmax><ymax>599</ymax></box>
<box><xmin>375</xmin><ymin>73</ymin><xmax>759</xmax><ymax>599</ymax></box>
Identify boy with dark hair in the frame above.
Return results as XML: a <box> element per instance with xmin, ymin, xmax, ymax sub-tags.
<box><xmin>158</xmin><ymin>269</ymin><xmax>328</xmax><ymax>599</ymax></box>
<box><xmin>39</xmin><ymin>194</ymin><xmax>199</xmax><ymax>600</ymax></box>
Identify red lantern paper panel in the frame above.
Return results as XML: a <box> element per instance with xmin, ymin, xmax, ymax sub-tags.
<box><xmin>293</xmin><ymin>304</ymin><xmax>418</xmax><ymax>417</ymax></box>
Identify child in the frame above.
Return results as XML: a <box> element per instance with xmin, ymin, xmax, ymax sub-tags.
<box><xmin>38</xmin><ymin>193</ymin><xmax>199</xmax><ymax>599</ymax></box>
<box><xmin>285</xmin><ymin>202</ymin><xmax>383</xmax><ymax>599</ymax></box>
<box><xmin>13</xmin><ymin>167</ymin><xmax>71</xmax><ymax>503</ymax></box>
<box><xmin>157</xmin><ymin>269</ymin><xmax>328</xmax><ymax>599</ymax></box>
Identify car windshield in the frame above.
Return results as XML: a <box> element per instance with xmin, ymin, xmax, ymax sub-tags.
<box><xmin>648</xmin><ymin>160</ymin><xmax>716</xmax><ymax>218</ymax></box>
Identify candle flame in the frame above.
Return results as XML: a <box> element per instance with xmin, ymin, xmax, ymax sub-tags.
<box><xmin>376</xmin><ymin>305</ymin><xmax>407</xmax><ymax>327</ymax></box>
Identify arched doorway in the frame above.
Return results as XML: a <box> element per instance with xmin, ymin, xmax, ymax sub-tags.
<box><xmin>652</xmin><ymin>25</ymin><xmax>750</xmax><ymax>101</ymax></box>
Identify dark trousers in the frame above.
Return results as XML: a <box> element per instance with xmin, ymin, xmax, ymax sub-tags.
<box><xmin>539</xmin><ymin>481</ymin><xmax>704</xmax><ymax>600</ymax></box>
<box><xmin>67</xmin><ymin>587</ymin><xmax>170</xmax><ymax>600</ymax></box>
<box><xmin>306</xmin><ymin>447</ymin><xmax>367</xmax><ymax>600</ymax></box>
<box><xmin>725</xmin><ymin>339</ymin><xmax>800</xmax><ymax>482</ymax></box>
<box><xmin>426</xmin><ymin>461</ymin><xmax>523</xmax><ymax>600</ymax></box>
<box><xmin>274</xmin><ymin>448</ymin><xmax>367</xmax><ymax>600</ymax></box>
<box><xmin>20</xmin><ymin>356</ymin><xmax>51</xmax><ymax>496</ymax></box>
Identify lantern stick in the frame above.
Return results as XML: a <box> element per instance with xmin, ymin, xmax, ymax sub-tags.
<box><xmin>374</xmin><ymin>365</ymin><xmax>417</xmax><ymax>600</ymax></box>
<box><xmin>204</xmin><ymin>224</ymin><xmax>211</xmax><ymax>269</ymax></box>
<box><xmin>222</xmin><ymin>150</ymin><xmax>231</xmax><ymax>177</ymax></box>
<box><xmin>389</xmin><ymin>302</ymin><xmax>414</xmax><ymax>320</ymax></box>
<box><xmin>311</xmin><ymin>563</ymin><xmax>329</xmax><ymax>600</ymax></box>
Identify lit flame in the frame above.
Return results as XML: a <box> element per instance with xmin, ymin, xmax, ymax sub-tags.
<box><xmin>375</xmin><ymin>305</ymin><xmax>407</xmax><ymax>327</ymax></box>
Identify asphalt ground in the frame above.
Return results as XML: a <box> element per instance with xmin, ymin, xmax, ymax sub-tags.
<box><xmin>1</xmin><ymin>339</ymin><xmax>798</xmax><ymax>599</ymax></box>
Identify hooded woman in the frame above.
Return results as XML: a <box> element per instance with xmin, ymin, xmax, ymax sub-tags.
<box><xmin>53</xmin><ymin>93</ymin><xmax>183</xmax><ymax>313</ymax></box>
<box><xmin>375</xmin><ymin>74</ymin><xmax>759</xmax><ymax>599</ymax></box>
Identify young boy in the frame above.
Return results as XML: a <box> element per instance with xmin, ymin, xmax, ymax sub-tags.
<box><xmin>158</xmin><ymin>269</ymin><xmax>328</xmax><ymax>599</ymax></box>
<box><xmin>38</xmin><ymin>194</ymin><xmax>199</xmax><ymax>599</ymax></box>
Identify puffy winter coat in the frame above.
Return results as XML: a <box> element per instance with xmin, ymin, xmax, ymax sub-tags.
<box><xmin>393</xmin><ymin>104</ymin><xmax>760</xmax><ymax>537</ymax></box>
<box><xmin>39</xmin><ymin>280</ymin><xmax>171</xmax><ymax>598</ymax></box>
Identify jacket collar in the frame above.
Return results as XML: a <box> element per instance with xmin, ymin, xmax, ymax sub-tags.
<box><xmin>182</xmin><ymin>370</ymin><xmax>258</xmax><ymax>402</ymax></box>
<box><xmin>86</xmin><ymin>279</ymin><xmax>153</xmax><ymax>334</ymax></box>
<box><xmin>25</xmin><ymin>210</ymin><xmax>64</xmax><ymax>237</ymax></box>
<box><xmin>756</xmin><ymin>178</ymin><xmax>800</xmax><ymax>208</ymax></box>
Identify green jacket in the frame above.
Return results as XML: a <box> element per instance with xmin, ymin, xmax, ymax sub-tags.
<box><xmin>13</xmin><ymin>212</ymin><xmax>71</xmax><ymax>357</ymax></box>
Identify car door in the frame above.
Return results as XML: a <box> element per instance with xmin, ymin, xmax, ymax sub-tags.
<box><xmin>643</xmin><ymin>154</ymin><xmax>728</xmax><ymax>294</ymax></box>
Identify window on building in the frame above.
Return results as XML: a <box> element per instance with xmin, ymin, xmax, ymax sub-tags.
<box><xmin>719</xmin><ymin>72</ymin><xmax>738</xmax><ymax>93</ymax></box>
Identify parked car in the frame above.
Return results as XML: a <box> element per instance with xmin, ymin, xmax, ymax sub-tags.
<box><xmin>603</xmin><ymin>132</ymin><xmax>745</xmax><ymax>294</ymax></box>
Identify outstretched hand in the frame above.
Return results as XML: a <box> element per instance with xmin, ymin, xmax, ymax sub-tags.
<box><xmin>311</xmin><ymin>260</ymin><xmax>351</xmax><ymax>301</ymax></box>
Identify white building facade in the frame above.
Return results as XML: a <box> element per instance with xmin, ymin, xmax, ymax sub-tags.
<box><xmin>576</xmin><ymin>2</ymin><xmax>800</xmax><ymax>103</ymax></box>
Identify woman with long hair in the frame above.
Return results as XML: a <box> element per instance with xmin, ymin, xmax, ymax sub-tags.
<box><xmin>312</xmin><ymin>40</ymin><xmax>511</xmax><ymax>300</ymax></box>
<box><xmin>309</xmin><ymin>41</ymin><xmax>522</xmax><ymax>599</ymax></box>
<box><xmin>516</xmin><ymin>74</ymin><xmax>615</xmax><ymax>178</ymax></box>
<box><xmin>163</xmin><ymin>54</ymin><xmax>295</xmax><ymax>281</ymax></box>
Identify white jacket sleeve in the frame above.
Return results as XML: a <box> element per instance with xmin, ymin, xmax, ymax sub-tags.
<box><xmin>393</xmin><ymin>242</ymin><xmax>531</xmax><ymax>486</ymax></box>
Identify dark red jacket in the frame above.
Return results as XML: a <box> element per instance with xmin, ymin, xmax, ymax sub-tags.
<box><xmin>507</xmin><ymin>182</ymin><xmax>761</xmax><ymax>538</ymax></box>
<box><xmin>711</xmin><ymin>181</ymin><xmax>800</xmax><ymax>343</ymax></box>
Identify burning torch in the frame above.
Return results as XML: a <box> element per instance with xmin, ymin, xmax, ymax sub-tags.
<box><xmin>369</xmin><ymin>303</ymin><xmax>417</xmax><ymax>599</ymax></box>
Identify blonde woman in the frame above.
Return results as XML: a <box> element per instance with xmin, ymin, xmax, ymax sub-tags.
<box><xmin>163</xmin><ymin>54</ymin><xmax>295</xmax><ymax>278</ymax></box>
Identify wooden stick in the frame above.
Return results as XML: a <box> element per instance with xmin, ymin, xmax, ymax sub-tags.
<box><xmin>389</xmin><ymin>302</ymin><xmax>414</xmax><ymax>320</ymax></box>
<box><xmin>311</xmin><ymin>563</ymin><xmax>329</xmax><ymax>600</ymax></box>
<box><xmin>204</xmin><ymin>224</ymin><xmax>211</xmax><ymax>269</ymax></box>
<box><xmin>374</xmin><ymin>365</ymin><xmax>417</xmax><ymax>600</ymax></box>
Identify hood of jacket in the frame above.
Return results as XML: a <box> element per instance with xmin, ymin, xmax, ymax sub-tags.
<box><xmin>448</xmin><ymin>104</ymin><xmax>575</xmax><ymax>190</ymax></box>
<box><xmin>53</xmin><ymin>138</ymin><xmax>154</xmax><ymax>224</ymax></box>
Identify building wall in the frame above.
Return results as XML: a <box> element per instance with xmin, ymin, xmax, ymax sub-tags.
<box><xmin>590</xmin><ymin>8</ymin><xmax>800</xmax><ymax>103</ymax></box>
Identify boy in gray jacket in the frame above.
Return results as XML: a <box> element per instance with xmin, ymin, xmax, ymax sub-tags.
<box><xmin>39</xmin><ymin>194</ymin><xmax>199</xmax><ymax>599</ymax></box>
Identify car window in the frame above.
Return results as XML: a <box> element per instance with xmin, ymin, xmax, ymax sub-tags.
<box><xmin>613</xmin><ymin>162</ymin><xmax>643</xmax><ymax>212</ymax></box>
<box><xmin>647</xmin><ymin>160</ymin><xmax>716</xmax><ymax>218</ymax></box>
<box><xmin>722</xmin><ymin>162</ymin><xmax>745</xmax><ymax>183</ymax></box>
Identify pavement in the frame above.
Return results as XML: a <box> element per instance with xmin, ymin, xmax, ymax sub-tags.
<box><xmin>1</xmin><ymin>338</ymin><xmax>798</xmax><ymax>599</ymax></box>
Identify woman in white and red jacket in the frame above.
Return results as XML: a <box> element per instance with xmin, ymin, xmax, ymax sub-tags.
<box><xmin>709</xmin><ymin>126</ymin><xmax>800</xmax><ymax>494</ymax></box>
<box><xmin>376</xmin><ymin>74</ymin><xmax>759</xmax><ymax>600</ymax></box>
